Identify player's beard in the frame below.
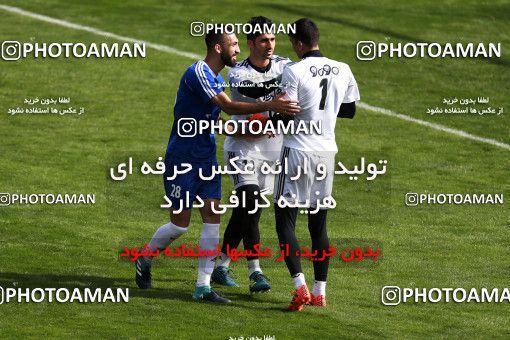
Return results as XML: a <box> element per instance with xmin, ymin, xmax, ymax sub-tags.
<box><xmin>221</xmin><ymin>50</ymin><xmax>236</xmax><ymax>67</ymax></box>
<box><xmin>262</xmin><ymin>48</ymin><xmax>273</xmax><ymax>59</ymax></box>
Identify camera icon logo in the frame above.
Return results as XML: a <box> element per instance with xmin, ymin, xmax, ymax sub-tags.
<box><xmin>405</xmin><ymin>193</ymin><xmax>419</xmax><ymax>206</ymax></box>
<box><xmin>356</xmin><ymin>41</ymin><xmax>376</xmax><ymax>61</ymax></box>
<box><xmin>177</xmin><ymin>118</ymin><xmax>197</xmax><ymax>137</ymax></box>
<box><xmin>0</xmin><ymin>193</ymin><xmax>11</xmax><ymax>206</ymax></box>
<box><xmin>381</xmin><ymin>286</ymin><xmax>401</xmax><ymax>306</ymax></box>
<box><xmin>1</xmin><ymin>41</ymin><xmax>22</xmax><ymax>61</ymax></box>
<box><xmin>190</xmin><ymin>22</ymin><xmax>205</xmax><ymax>37</ymax></box>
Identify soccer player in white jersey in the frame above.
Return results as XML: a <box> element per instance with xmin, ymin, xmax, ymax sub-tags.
<box><xmin>212</xmin><ymin>16</ymin><xmax>291</xmax><ymax>293</ymax></box>
<box><xmin>274</xmin><ymin>18</ymin><xmax>360</xmax><ymax>311</ymax></box>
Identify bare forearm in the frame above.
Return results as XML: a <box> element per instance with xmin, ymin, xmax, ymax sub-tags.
<box><xmin>221</xmin><ymin>100</ymin><xmax>269</xmax><ymax>115</ymax></box>
<box><xmin>211</xmin><ymin>91</ymin><xmax>299</xmax><ymax>116</ymax></box>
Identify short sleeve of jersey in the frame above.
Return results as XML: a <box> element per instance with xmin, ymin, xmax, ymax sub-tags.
<box><xmin>186</xmin><ymin>62</ymin><xmax>223</xmax><ymax>103</ymax></box>
<box><xmin>281</xmin><ymin>64</ymin><xmax>299</xmax><ymax>101</ymax></box>
<box><xmin>343</xmin><ymin>65</ymin><xmax>360</xmax><ymax>103</ymax></box>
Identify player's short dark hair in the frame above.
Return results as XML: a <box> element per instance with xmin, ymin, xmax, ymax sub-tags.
<box><xmin>205</xmin><ymin>32</ymin><xmax>225</xmax><ymax>51</ymax></box>
<box><xmin>246</xmin><ymin>16</ymin><xmax>273</xmax><ymax>41</ymax></box>
<box><xmin>288</xmin><ymin>18</ymin><xmax>320</xmax><ymax>47</ymax></box>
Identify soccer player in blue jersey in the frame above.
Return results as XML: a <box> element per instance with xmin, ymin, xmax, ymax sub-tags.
<box><xmin>135</xmin><ymin>31</ymin><xmax>300</xmax><ymax>303</ymax></box>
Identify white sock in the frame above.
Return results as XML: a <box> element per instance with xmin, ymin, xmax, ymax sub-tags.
<box><xmin>196</xmin><ymin>223</ymin><xmax>219</xmax><ymax>287</ymax></box>
<box><xmin>216</xmin><ymin>252</ymin><xmax>231</xmax><ymax>268</ymax></box>
<box><xmin>247</xmin><ymin>259</ymin><xmax>261</xmax><ymax>276</ymax></box>
<box><xmin>292</xmin><ymin>273</ymin><xmax>306</xmax><ymax>289</ymax></box>
<box><xmin>312</xmin><ymin>280</ymin><xmax>326</xmax><ymax>297</ymax></box>
<box><xmin>146</xmin><ymin>222</ymin><xmax>187</xmax><ymax>260</ymax></box>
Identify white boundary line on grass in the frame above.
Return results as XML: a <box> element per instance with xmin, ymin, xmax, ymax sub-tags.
<box><xmin>1</xmin><ymin>3</ymin><xmax>508</xmax><ymax>151</ymax></box>
<box><xmin>0</xmin><ymin>4</ymin><xmax>202</xmax><ymax>60</ymax></box>
<box><xmin>357</xmin><ymin>102</ymin><xmax>510</xmax><ymax>150</ymax></box>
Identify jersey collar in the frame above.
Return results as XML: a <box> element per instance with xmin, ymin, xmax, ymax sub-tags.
<box><xmin>201</xmin><ymin>60</ymin><xmax>219</xmax><ymax>77</ymax></box>
<box><xmin>302</xmin><ymin>50</ymin><xmax>323</xmax><ymax>59</ymax></box>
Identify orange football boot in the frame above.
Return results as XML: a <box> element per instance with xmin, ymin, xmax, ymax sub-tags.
<box><xmin>288</xmin><ymin>285</ymin><xmax>311</xmax><ymax>311</ymax></box>
<box><xmin>309</xmin><ymin>294</ymin><xmax>326</xmax><ymax>307</ymax></box>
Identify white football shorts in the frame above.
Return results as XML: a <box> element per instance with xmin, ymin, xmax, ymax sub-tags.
<box><xmin>224</xmin><ymin>151</ymin><xmax>278</xmax><ymax>194</ymax></box>
<box><xmin>274</xmin><ymin>146</ymin><xmax>336</xmax><ymax>209</ymax></box>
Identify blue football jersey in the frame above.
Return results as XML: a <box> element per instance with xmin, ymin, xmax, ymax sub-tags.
<box><xmin>166</xmin><ymin>60</ymin><xmax>225</xmax><ymax>161</ymax></box>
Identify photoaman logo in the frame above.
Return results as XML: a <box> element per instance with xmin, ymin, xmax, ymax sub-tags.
<box><xmin>356</xmin><ymin>41</ymin><xmax>501</xmax><ymax>61</ymax></box>
<box><xmin>0</xmin><ymin>286</ymin><xmax>129</xmax><ymax>303</ymax></box>
<box><xmin>1</xmin><ymin>41</ymin><xmax>146</xmax><ymax>61</ymax></box>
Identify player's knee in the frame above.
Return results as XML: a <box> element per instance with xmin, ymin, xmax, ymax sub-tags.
<box><xmin>310</xmin><ymin>226</ymin><xmax>329</xmax><ymax>248</ymax></box>
<box><xmin>170</xmin><ymin>208</ymin><xmax>192</xmax><ymax>228</ymax></box>
<box><xmin>275</xmin><ymin>220</ymin><xmax>291</xmax><ymax>239</ymax></box>
<box><xmin>311</xmin><ymin>238</ymin><xmax>330</xmax><ymax>251</ymax></box>
<box><xmin>200</xmin><ymin>199</ymin><xmax>221</xmax><ymax>224</ymax></box>
<box><xmin>201</xmin><ymin>209</ymin><xmax>220</xmax><ymax>224</ymax></box>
